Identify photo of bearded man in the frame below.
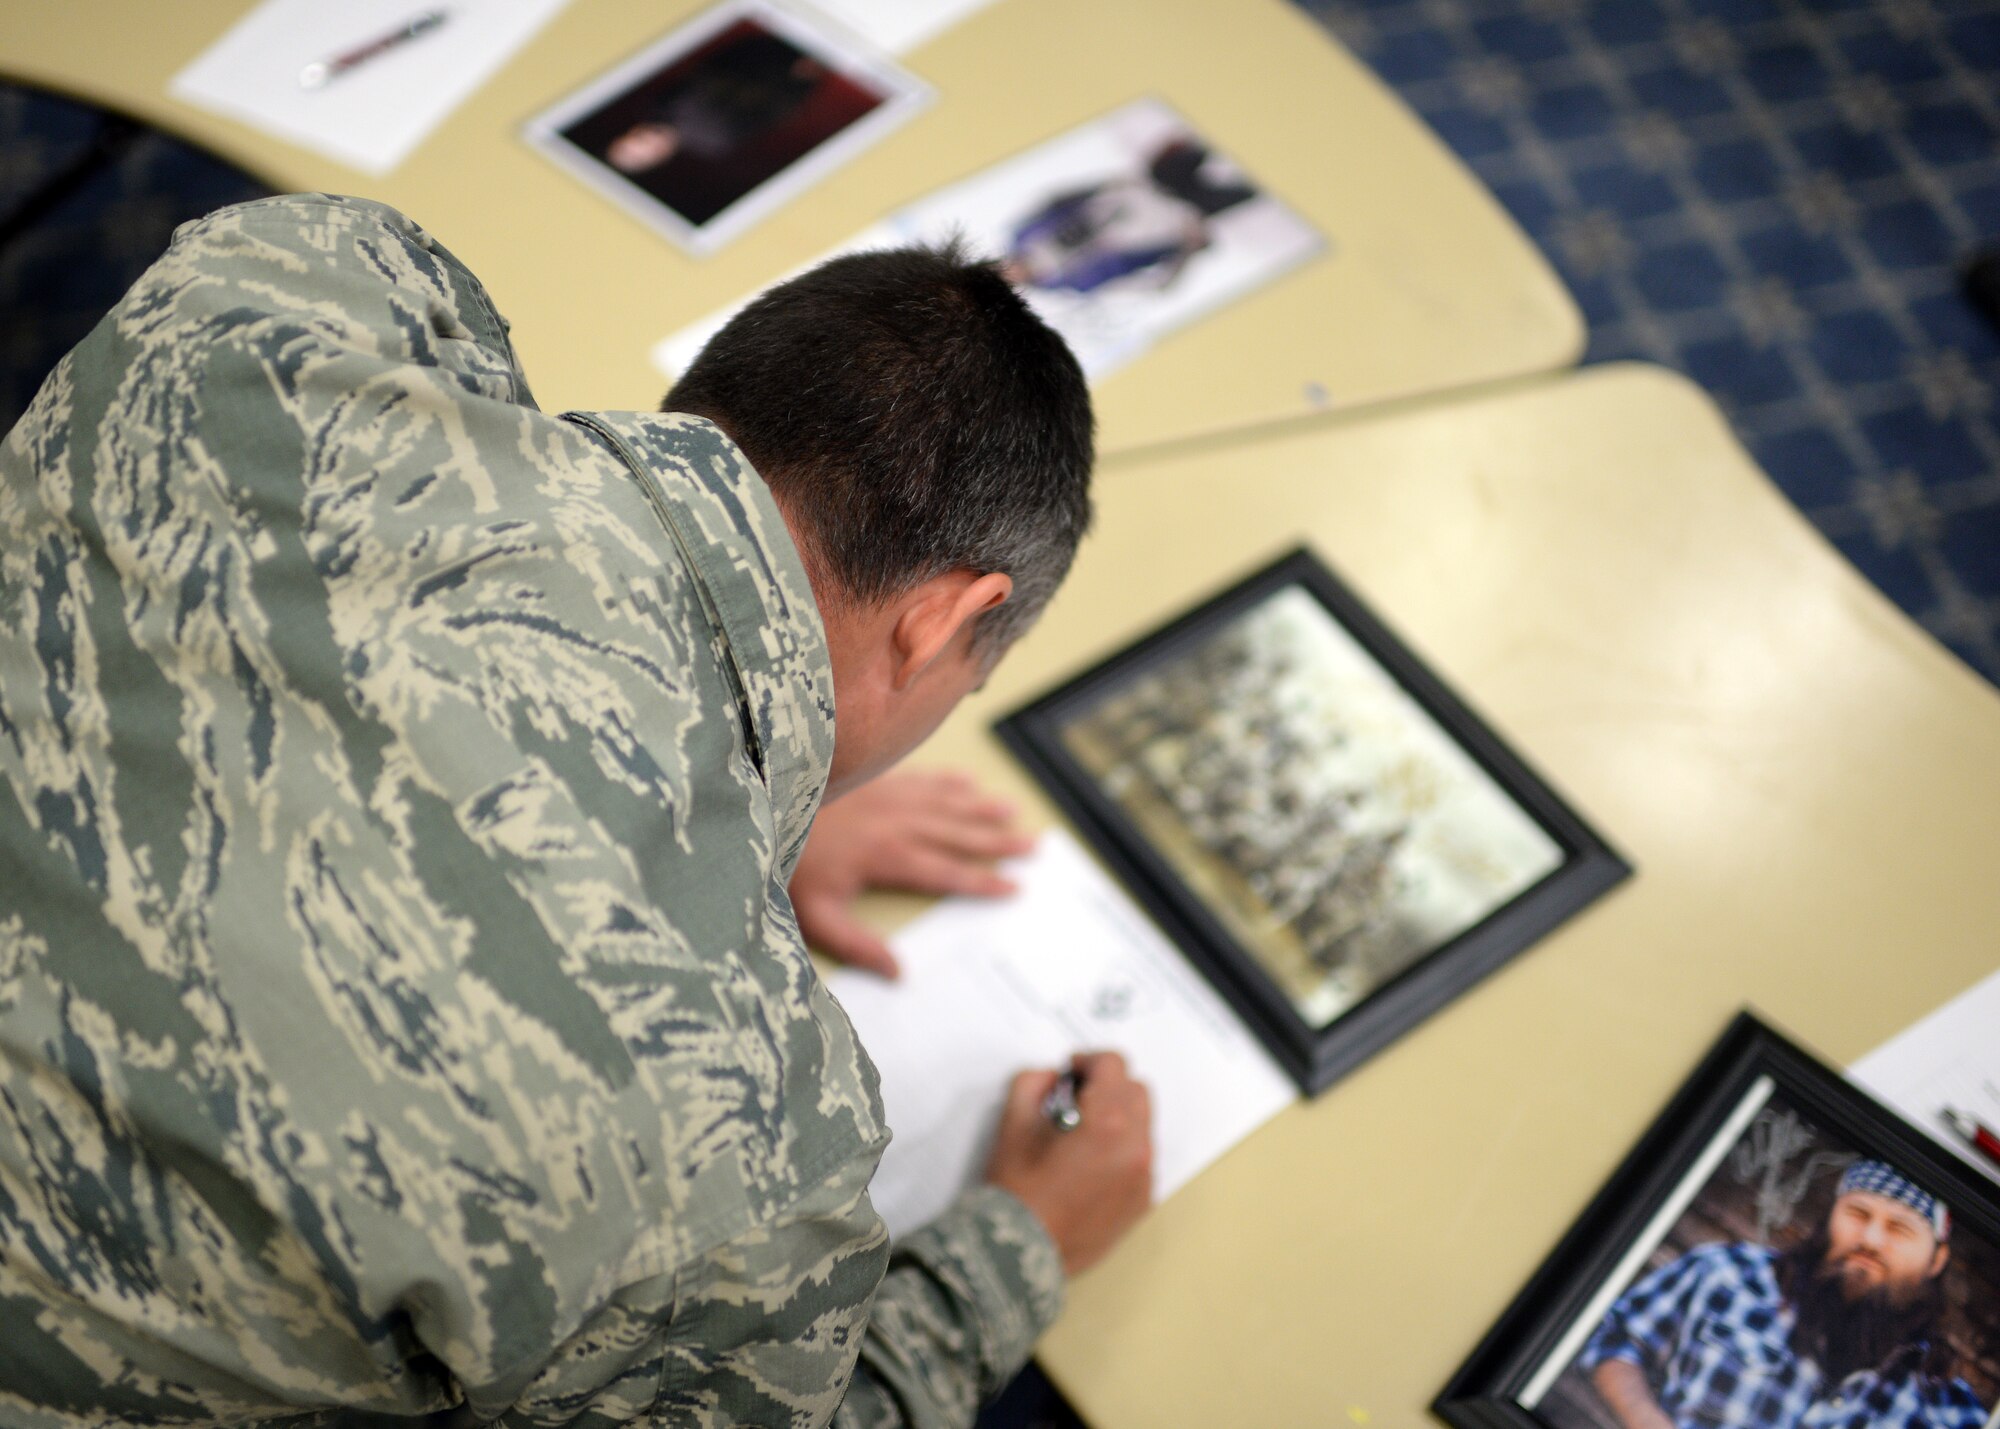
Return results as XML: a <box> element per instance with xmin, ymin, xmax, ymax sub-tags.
<box><xmin>1777</xmin><ymin>1168</ymin><xmax>1961</xmax><ymax>1395</ymax></box>
<box><xmin>1535</xmin><ymin>1105</ymin><xmax>2000</xmax><ymax>1429</ymax></box>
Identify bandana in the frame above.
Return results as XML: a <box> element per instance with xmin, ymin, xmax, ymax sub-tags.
<box><xmin>1839</xmin><ymin>1159</ymin><xmax>1950</xmax><ymax>1242</ymax></box>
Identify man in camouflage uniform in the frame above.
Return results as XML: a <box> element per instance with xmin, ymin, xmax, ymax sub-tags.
<box><xmin>0</xmin><ymin>194</ymin><xmax>1153</xmax><ymax>1425</ymax></box>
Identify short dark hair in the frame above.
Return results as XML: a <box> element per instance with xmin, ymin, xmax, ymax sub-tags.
<box><xmin>664</xmin><ymin>242</ymin><xmax>1093</xmax><ymax>651</ymax></box>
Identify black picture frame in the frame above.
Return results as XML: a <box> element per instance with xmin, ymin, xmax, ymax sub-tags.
<box><xmin>993</xmin><ymin>547</ymin><xmax>1630</xmax><ymax>1096</ymax></box>
<box><xmin>1435</xmin><ymin>1011</ymin><xmax>2000</xmax><ymax>1428</ymax></box>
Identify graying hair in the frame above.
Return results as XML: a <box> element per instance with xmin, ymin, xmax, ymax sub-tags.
<box><xmin>664</xmin><ymin>240</ymin><xmax>1094</xmax><ymax>659</ymax></box>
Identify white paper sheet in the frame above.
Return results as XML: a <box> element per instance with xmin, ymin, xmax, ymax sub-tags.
<box><xmin>170</xmin><ymin>0</ymin><xmax>574</xmax><ymax>175</ymax></box>
<box><xmin>1850</xmin><ymin>967</ymin><xmax>2000</xmax><ymax>1188</ymax></box>
<box><xmin>827</xmin><ymin>830</ymin><xmax>1295</xmax><ymax>1240</ymax></box>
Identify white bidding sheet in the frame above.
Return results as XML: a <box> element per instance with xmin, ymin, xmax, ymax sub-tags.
<box><xmin>169</xmin><ymin>0</ymin><xmax>988</xmax><ymax>179</ymax></box>
<box><xmin>1850</xmin><ymin>966</ymin><xmax>2000</xmax><ymax>1188</ymax></box>
<box><xmin>170</xmin><ymin>0</ymin><xmax>575</xmax><ymax>175</ymax></box>
<box><xmin>826</xmin><ymin>830</ymin><xmax>1296</xmax><ymax>1241</ymax></box>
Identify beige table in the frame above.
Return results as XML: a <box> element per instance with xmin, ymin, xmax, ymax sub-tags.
<box><xmin>888</xmin><ymin>362</ymin><xmax>2000</xmax><ymax>1427</ymax></box>
<box><xmin>3</xmin><ymin>0</ymin><xmax>1580</xmax><ymax>451</ymax></box>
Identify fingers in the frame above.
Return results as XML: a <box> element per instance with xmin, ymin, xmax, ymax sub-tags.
<box><xmin>907</xmin><ymin>815</ymin><xmax>1037</xmax><ymax>862</ymax></box>
<box><xmin>985</xmin><ymin>1054</ymin><xmax>1156</xmax><ymax>1276</ymax></box>
<box><xmin>868</xmin><ymin>768</ymin><xmax>1006</xmax><ymax>818</ymax></box>
<box><xmin>794</xmin><ymin>896</ymin><xmax>900</xmax><ymax>980</ymax></box>
<box><xmin>802</xmin><ymin>767</ymin><xmax>1035</xmax><ymax>902</ymax></box>
<box><xmin>1068</xmin><ymin>1049</ymin><xmax>1131</xmax><ymax>1088</ymax></box>
<box><xmin>884</xmin><ymin>770</ymin><xmax>1033</xmax><ymax>853</ymax></box>
<box><xmin>1002</xmin><ymin>1067</ymin><xmax>1066</xmax><ymax>1125</ymax></box>
<box><xmin>884</xmin><ymin>845</ymin><xmax>1021</xmax><ymax>899</ymax></box>
<box><xmin>1079</xmin><ymin>1060</ymin><xmax>1153</xmax><ymax>1164</ymax></box>
<box><xmin>904</xmin><ymin>768</ymin><xmax>1015</xmax><ymax>820</ymax></box>
<box><xmin>986</xmin><ymin>1070</ymin><xmax>1065</xmax><ymax>1179</ymax></box>
<box><xmin>1029</xmin><ymin>1053</ymin><xmax>1152</xmax><ymax>1142</ymax></box>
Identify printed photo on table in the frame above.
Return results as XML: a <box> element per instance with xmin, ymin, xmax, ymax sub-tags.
<box><xmin>650</xmin><ymin>96</ymin><xmax>1325</xmax><ymax>380</ymax></box>
<box><xmin>1542</xmin><ymin>1099</ymin><xmax>2000</xmax><ymax>1428</ymax></box>
<box><xmin>1438</xmin><ymin>1014</ymin><xmax>2000</xmax><ymax>1429</ymax></box>
<box><xmin>524</xmin><ymin>0</ymin><xmax>929</xmax><ymax>254</ymax></box>
<box><xmin>867</xmin><ymin>97</ymin><xmax>1323</xmax><ymax>378</ymax></box>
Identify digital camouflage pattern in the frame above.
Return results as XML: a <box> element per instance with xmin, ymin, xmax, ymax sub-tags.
<box><xmin>0</xmin><ymin>195</ymin><xmax>1062</xmax><ymax>1426</ymax></box>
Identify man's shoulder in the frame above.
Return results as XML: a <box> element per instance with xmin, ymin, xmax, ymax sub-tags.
<box><xmin>1674</xmin><ymin>1238</ymin><xmax>1778</xmax><ymax>1274</ymax></box>
<box><xmin>170</xmin><ymin>192</ymin><xmax>458</xmax><ymax>273</ymax></box>
<box><xmin>163</xmin><ymin>193</ymin><xmax>454</xmax><ymax>295</ymax></box>
<box><xmin>136</xmin><ymin>192</ymin><xmax>534</xmax><ymax>408</ymax></box>
<box><xmin>1655</xmin><ymin>1239</ymin><xmax>1783</xmax><ymax>1300</ymax></box>
<box><xmin>180</xmin><ymin>191</ymin><xmax>419</xmax><ymax>235</ymax></box>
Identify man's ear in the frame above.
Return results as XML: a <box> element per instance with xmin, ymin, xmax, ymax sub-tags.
<box><xmin>1929</xmin><ymin>1243</ymin><xmax>1951</xmax><ymax>1279</ymax></box>
<box><xmin>889</xmin><ymin>570</ymin><xmax>1013</xmax><ymax>688</ymax></box>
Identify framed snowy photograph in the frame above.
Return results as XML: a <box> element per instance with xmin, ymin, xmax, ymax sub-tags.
<box><xmin>994</xmin><ymin>547</ymin><xmax>1628</xmax><ymax>1095</ymax></box>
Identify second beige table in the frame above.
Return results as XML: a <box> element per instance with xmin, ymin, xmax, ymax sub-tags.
<box><xmin>880</xmin><ymin>362</ymin><xmax>2000</xmax><ymax>1428</ymax></box>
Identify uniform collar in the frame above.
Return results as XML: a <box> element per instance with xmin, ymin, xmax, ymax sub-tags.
<box><xmin>561</xmin><ymin>411</ymin><xmax>834</xmax><ymax>874</ymax></box>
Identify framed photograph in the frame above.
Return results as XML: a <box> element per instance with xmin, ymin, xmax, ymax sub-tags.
<box><xmin>1436</xmin><ymin>1012</ymin><xmax>2000</xmax><ymax>1429</ymax></box>
<box><xmin>994</xmin><ymin>547</ymin><xmax>1629</xmax><ymax>1095</ymax></box>
<box><xmin>654</xmin><ymin>96</ymin><xmax>1326</xmax><ymax>380</ymax></box>
<box><xmin>524</xmin><ymin>0</ymin><xmax>930</xmax><ymax>254</ymax></box>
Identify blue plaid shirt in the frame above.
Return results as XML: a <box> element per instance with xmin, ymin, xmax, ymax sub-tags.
<box><xmin>1578</xmin><ymin>1242</ymin><xmax>1989</xmax><ymax>1429</ymax></box>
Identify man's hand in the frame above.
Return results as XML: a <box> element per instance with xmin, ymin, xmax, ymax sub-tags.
<box><xmin>1591</xmin><ymin>1360</ymin><xmax>1676</xmax><ymax>1429</ymax></box>
<box><xmin>984</xmin><ymin>1052</ymin><xmax>1154</xmax><ymax>1277</ymax></box>
<box><xmin>790</xmin><ymin>769</ymin><xmax>1035</xmax><ymax>978</ymax></box>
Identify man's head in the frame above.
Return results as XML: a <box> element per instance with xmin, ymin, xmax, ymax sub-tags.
<box><xmin>1822</xmin><ymin>1160</ymin><xmax>1951</xmax><ymax>1306</ymax></box>
<box><xmin>666</xmin><ymin>242</ymin><xmax>1093</xmax><ymax>796</ymax></box>
<box><xmin>1780</xmin><ymin>1160</ymin><xmax>1954</xmax><ymax>1380</ymax></box>
<box><xmin>607</xmin><ymin>121</ymin><xmax>681</xmax><ymax>173</ymax></box>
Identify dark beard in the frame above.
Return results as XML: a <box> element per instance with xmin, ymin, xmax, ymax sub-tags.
<box><xmin>1776</xmin><ymin>1227</ymin><xmax>1947</xmax><ymax>1382</ymax></box>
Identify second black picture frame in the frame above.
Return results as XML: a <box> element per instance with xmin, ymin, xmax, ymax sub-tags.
<box><xmin>994</xmin><ymin>547</ymin><xmax>1630</xmax><ymax>1095</ymax></box>
<box><xmin>1436</xmin><ymin>1012</ymin><xmax>2000</xmax><ymax>1428</ymax></box>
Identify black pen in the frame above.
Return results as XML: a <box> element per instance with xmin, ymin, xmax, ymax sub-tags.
<box><xmin>1042</xmin><ymin>1068</ymin><xmax>1084</xmax><ymax>1133</ymax></box>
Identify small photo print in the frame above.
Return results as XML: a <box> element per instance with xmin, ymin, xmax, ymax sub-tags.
<box><xmin>881</xmin><ymin>97</ymin><xmax>1324</xmax><ymax>377</ymax></box>
<box><xmin>525</xmin><ymin>0</ymin><xmax>930</xmax><ymax>254</ymax></box>
<box><xmin>1057</xmin><ymin>583</ymin><xmax>1564</xmax><ymax>1033</ymax></box>
<box><xmin>653</xmin><ymin>96</ymin><xmax>1324</xmax><ymax>379</ymax></box>
<box><xmin>1528</xmin><ymin>1087</ymin><xmax>2000</xmax><ymax>1429</ymax></box>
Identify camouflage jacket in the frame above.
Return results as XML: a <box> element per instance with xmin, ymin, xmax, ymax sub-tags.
<box><xmin>0</xmin><ymin>195</ymin><xmax>1061</xmax><ymax>1427</ymax></box>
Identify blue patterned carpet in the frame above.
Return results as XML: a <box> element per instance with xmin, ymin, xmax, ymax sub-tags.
<box><xmin>0</xmin><ymin>87</ymin><xmax>268</xmax><ymax>420</ymax></box>
<box><xmin>1299</xmin><ymin>0</ymin><xmax>2000</xmax><ymax>685</ymax></box>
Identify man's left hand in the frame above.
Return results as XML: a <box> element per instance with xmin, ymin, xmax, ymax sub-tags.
<box><xmin>790</xmin><ymin>769</ymin><xmax>1035</xmax><ymax>978</ymax></box>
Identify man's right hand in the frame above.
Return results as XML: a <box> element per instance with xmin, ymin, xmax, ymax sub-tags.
<box><xmin>1591</xmin><ymin>1359</ymin><xmax>1677</xmax><ymax>1429</ymax></box>
<box><xmin>983</xmin><ymin>1052</ymin><xmax>1154</xmax><ymax>1276</ymax></box>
